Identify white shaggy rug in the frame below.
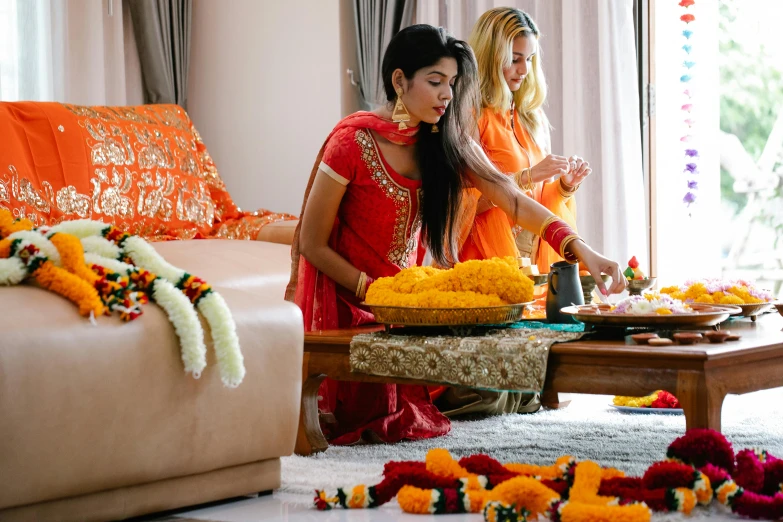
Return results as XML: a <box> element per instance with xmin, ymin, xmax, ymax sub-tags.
<box><xmin>279</xmin><ymin>389</ymin><xmax>783</xmax><ymax>521</ymax></box>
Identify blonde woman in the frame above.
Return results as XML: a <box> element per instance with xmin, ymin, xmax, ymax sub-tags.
<box><xmin>438</xmin><ymin>7</ymin><xmax>593</xmax><ymax>418</ymax></box>
<box><xmin>458</xmin><ymin>7</ymin><xmax>591</xmax><ymax>272</ymax></box>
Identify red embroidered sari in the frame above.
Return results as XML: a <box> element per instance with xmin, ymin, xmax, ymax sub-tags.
<box><xmin>285</xmin><ymin>112</ymin><xmax>451</xmax><ymax>445</ymax></box>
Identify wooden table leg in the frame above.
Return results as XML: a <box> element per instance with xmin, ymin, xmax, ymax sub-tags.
<box><xmin>295</xmin><ymin>354</ymin><xmax>329</xmax><ymax>456</ymax></box>
<box><xmin>676</xmin><ymin>370</ymin><xmax>726</xmax><ymax>432</ymax></box>
<box><xmin>541</xmin><ymin>390</ymin><xmax>571</xmax><ymax>409</ymax></box>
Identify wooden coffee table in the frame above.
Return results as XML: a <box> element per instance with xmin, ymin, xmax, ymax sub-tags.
<box><xmin>295</xmin><ymin>314</ymin><xmax>783</xmax><ymax>455</ymax></box>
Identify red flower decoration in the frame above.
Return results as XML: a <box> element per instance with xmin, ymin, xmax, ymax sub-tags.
<box><xmin>732</xmin><ymin>489</ymin><xmax>783</xmax><ymax>519</ymax></box>
<box><xmin>763</xmin><ymin>459</ymin><xmax>783</xmax><ymax>496</ymax></box>
<box><xmin>734</xmin><ymin>449</ymin><xmax>766</xmax><ymax>493</ymax></box>
<box><xmin>679</xmin><ymin>0</ymin><xmax>695</xmax><ymax>7</ymax></box>
<box><xmin>681</xmin><ymin>13</ymin><xmax>696</xmax><ymax>23</ymax></box>
<box><xmin>667</xmin><ymin>429</ymin><xmax>735</xmax><ymax>472</ymax></box>
<box><xmin>643</xmin><ymin>461</ymin><xmax>696</xmax><ymax>489</ymax></box>
<box><xmin>699</xmin><ymin>463</ymin><xmax>731</xmax><ymax>485</ymax></box>
<box><xmin>651</xmin><ymin>390</ymin><xmax>681</xmax><ymax>409</ymax></box>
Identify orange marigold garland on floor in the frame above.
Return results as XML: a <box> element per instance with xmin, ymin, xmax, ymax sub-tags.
<box><xmin>314</xmin><ymin>429</ymin><xmax>783</xmax><ymax>520</ymax></box>
<box><xmin>0</xmin><ymin>209</ymin><xmax>242</xmax><ymax>387</ymax></box>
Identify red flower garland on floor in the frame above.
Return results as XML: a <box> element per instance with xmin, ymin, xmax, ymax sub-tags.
<box><xmin>313</xmin><ymin>429</ymin><xmax>783</xmax><ymax>521</ymax></box>
<box><xmin>668</xmin><ymin>429</ymin><xmax>783</xmax><ymax>519</ymax></box>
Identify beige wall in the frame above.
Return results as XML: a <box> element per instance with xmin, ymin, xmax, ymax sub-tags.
<box><xmin>339</xmin><ymin>0</ymin><xmax>362</xmax><ymax>116</ymax></box>
<box><xmin>188</xmin><ymin>0</ymin><xmax>346</xmax><ymax>215</ymax></box>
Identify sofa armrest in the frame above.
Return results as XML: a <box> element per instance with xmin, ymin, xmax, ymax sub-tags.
<box><xmin>256</xmin><ymin>219</ymin><xmax>298</xmax><ymax>246</ymax></box>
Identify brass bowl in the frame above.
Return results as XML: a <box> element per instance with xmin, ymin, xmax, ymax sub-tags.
<box><xmin>527</xmin><ymin>274</ymin><xmax>548</xmax><ymax>286</ymax></box>
<box><xmin>730</xmin><ymin>302</ymin><xmax>774</xmax><ymax>322</ymax></box>
<box><xmin>580</xmin><ymin>275</ymin><xmax>612</xmax><ymax>304</ymax></box>
<box><xmin>627</xmin><ymin>277</ymin><xmax>657</xmax><ymax>295</ymax></box>
<box><xmin>364</xmin><ymin>302</ymin><xmax>534</xmax><ymax>327</ymax></box>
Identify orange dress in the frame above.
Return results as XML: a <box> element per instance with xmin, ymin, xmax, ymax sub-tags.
<box><xmin>459</xmin><ymin>108</ymin><xmax>578</xmax><ymax>274</ymax></box>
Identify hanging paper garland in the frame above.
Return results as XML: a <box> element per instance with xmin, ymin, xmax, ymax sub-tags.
<box><xmin>679</xmin><ymin>0</ymin><xmax>698</xmax><ymax>210</ymax></box>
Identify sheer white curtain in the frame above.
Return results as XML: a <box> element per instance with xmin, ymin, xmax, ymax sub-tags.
<box><xmin>416</xmin><ymin>0</ymin><xmax>649</xmax><ymax>267</ymax></box>
<box><xmin>0</xmin><ymin>0</ymin><xmax>142</xmax><ymax>105</ymax></box>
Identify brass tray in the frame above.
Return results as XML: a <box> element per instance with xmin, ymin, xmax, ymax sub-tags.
<box><xmin>364</xmin><ymin>302</ymin><xmax>533</xmax><ymax>327</ymax></box>
<box><xmin>730</xmin><ymin>302</ymin><xmax>774</xmax><ymax>322</ymax></box>
<box><xmin>560</xmin><ymin>303</ymin><xmax>741</xmax><ymax>328</ymax></box>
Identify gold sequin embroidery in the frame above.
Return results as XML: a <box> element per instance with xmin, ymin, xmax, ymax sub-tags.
<box><xmin>354</xmin><ymin>129</ymin><xmax>421</xmax><ymax>268</ymax></box>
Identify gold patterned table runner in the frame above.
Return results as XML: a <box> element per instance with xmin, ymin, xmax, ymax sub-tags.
<box><xmin>349</xmin><ymin>328</ymin><xmax>584</xmax><ymax>392</ymax></box>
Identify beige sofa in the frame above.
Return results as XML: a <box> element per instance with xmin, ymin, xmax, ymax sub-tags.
<box><xmin>0</xmin><ymin>230</ymin><xmax>303</xmax><ymax>521</ymax></box>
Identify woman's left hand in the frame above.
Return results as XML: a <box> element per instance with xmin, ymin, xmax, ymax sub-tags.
<box><xmin>568</xmin><ymin>240</ymin><xmax>626</xmax><ymax>296</ymax></box>
<box><xmin>561</xmin><ymin>155</ymin><xmax>592</xmax><ymax>189</ymax></box>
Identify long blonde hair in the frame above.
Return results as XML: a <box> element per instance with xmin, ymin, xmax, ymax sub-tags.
<box><xmin>469</xmin><ymin>7</ymin><xmax>550</xmax><ymax>149</ymax></box>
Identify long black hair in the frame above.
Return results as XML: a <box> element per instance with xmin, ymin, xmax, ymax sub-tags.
<box><xmin>381</xmin><ymin>25</ymin><xmax>484</xmax><ymax>266</ymax></box>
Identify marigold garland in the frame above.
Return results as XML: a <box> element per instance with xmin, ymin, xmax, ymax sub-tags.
<box><xmin>365</xmin><ymin>256</ymin><xmax>534</xmax><ymax>308</ymax></box>
<box><xmin>313</xmin><ymin>429</ymin><xmax>783</xmax><ymax>521</ymax></box>
<box><xmin>0</xmin><ymin>209</ymin><xmax>239</xmax><ymax>387</ymax></box>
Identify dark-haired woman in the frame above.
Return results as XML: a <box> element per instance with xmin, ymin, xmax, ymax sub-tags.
<box><xmin>285</xmin><ymin>24</ymin><xmax>625</xmax><ymax>445</ymax></box>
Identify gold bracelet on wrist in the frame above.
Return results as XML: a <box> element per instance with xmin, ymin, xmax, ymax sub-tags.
<box><xmin>513</xmin><ymin>169</ymin><xmax>524</xmax><ymax>187</ymax></box>
<box><xmin>526</xmin><ymin>167</ymin><xmax>534</xmax><ymax>190</ymax></box>
<box><xmin>557</xmin><ymin>183</ymin><xmax>574</xmax><ymax>199</ymax></box>
<box><xmin>558</xmin><ymin>179</ymin><xmax>579</xmax><ymax>198</ymax></box>
<box><xmin>356</xmin><ymin>272</ymin><xmax>367</xmax><ymax>299</ymax></box>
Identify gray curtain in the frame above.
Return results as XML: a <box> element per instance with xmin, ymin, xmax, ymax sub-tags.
<box><xmin>128</xmin><ymin>0</ymin><xmax>191</xmax><ymax>108</ymax></box>
<box><xmin>354</xmin><ymin>0</ymin><xmax>415</xmax><ymax>110</ymax></box>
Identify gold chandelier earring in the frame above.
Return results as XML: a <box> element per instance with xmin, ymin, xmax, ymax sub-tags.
<box><xmin>391</xmin><ymin>88</ymin><xmax>411</xmax><ymax>130</ymax></box>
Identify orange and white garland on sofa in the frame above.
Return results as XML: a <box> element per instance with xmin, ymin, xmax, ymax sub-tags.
<box><xmin>0</xmin><ymin>209</ymin><xmax>244</xmax><ymax>388</ymax></box>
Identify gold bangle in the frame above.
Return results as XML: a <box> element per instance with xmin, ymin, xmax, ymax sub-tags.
<box><xmin>515</xmin><ymin>168</ymin><xmax>534</xmax><ymax>192</ymax></box>
<box><xmin>513</xmin><ymin>169</ymin><xmax>524</xmax><ymax>187</ymax></box>
<box><xmin>557</xmin><ymin>183</ymin><xmax>574</xmax><ymax>199</ymax></box>
<box><xmin>539</xmin><ymin>216</ymin><xmax>559</xmax><ymax>238</ymax></box>
<box><xmin>356</xmin><ymin>272</ymin><xmax>367</xmax><ymax>299</ymax></box>
<box><xmin>559</xmin><ymin>179</ymin><xmax>579</xmax><ymax>197</ymax></box>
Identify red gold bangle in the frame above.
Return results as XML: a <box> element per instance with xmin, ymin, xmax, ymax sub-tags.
<box><xmin>542</xmin><ymin>219</ymin><xmax>581</xmax><ymax>264</ymax></box>
<box><xmin>539</xmin><ymin>216</ymin><xmax>560</xmax><ymax>238</ymax></box>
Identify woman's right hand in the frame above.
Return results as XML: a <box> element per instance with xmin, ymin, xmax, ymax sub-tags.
<box><xmin>568</xmin><ymin>240</ymin><xmax>627</xmax><ymax>296</ymax></box>
<box><xmin>530</xmin><ymin>154</ymin><xmax>570</xmax><ymax>183</ymax></box>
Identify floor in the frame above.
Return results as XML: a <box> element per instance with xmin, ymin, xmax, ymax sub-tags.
<box><xmin>147</xmin><ymin>388</ymin><xmax>780</xmax><ymax>522</ymax></box>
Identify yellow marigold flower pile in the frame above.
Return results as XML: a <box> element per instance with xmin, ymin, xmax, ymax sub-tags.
<box><xmin>365</xmin><ymin>256</ymin><xmax>534</xmax><ymax>308</ymax></box>
<box><xmin>660</xmin><ymin>279</ymin><xmax>772</xmax><ymax>305</ymax></box>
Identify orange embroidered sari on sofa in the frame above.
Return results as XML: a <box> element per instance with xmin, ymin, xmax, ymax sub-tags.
<box><xmin>459</xmin><ymin>108</ymin><xmax>577</xmax><ymax>274</ymax></box>
<box><xmin>285</xmin><ymin>112</ymin><xmax>450</xmax><ymax>445</ymax></box>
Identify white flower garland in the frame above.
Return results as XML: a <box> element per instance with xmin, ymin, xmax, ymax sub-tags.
<box><xmin>150</xmin><ymin>278</ymin><xmax>208</xmax><ymax>378</ymax></box>
<box><xmin>198</xmin><ymin>292</ymin><xmax>244</xmax><ymax>387</ymax></box>
<box><xmin>0</xmin><ymin>257</ymin><xmax>27</xmax><ymax>285</ymax></box>
<box><xmin>49</xmin><ymin>219</ymin><xmax>109</xmax><ymax>238</ymax></box>
<box><xmin>122</xmin><ymin>236</ymin><xmax>182</xmax><ymax>281</ymax></box>
<box><xmin>120</xmin><ymin>235</ymin><xmax>244</xmax><ymax>387</ymax></box>
<box><xmin>80</xmin><ymin>236</ymin><xmax>122</xmax><ymax>260</ymax></box>
<box><xmin>85</xmin><ymin>253</ymin><xmax>208</xmax><ymax>380</ymax></box>
<box><xmin>2</xmin><ymin>216</ymin><xmax>244</xmax><ymax>387</ymax></box>
<box><xmin>8</xmin><ymin>230</ymin><xmax>61</xmax><ymax>266</ymax></box>
<box><xmin>83</xmin><ymin>253</ymin><xmax>133</xmax><ymax>274</ymax></box>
